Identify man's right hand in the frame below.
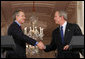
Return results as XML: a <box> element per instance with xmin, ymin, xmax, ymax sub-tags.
<box><xmin>37</xmin><ymin>41</ymin><xmax>46</xmax><ymax>50</ymax></box>
<box><xmin>63</xmin><ymin>45</ymin><xmax>69</xmax><ymax>50</ymax></box>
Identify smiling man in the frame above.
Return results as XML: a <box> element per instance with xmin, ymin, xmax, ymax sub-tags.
<box><xmin>7</xmin><ymin>10</ymin><xmax>45</xmax><ymax>58</ymax></box>
<box><xmin>43</xmin><ymin>10</ymin><xmax>83</xmax><ymax>58</ymax></box>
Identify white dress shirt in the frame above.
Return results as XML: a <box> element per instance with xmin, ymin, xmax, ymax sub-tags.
<box><xmin>44</xmin><ymin>21</ymin><xmax>67</xmax><ymax>49</ymax></box>
<box><xmin>60</xmin><ymin>21</ymin><xmax>67</xmax><ymax>36</ymax></box>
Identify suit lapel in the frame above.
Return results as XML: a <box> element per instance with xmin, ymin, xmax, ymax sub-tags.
<box><xmin>14</xmin><ymin>22</ymin><xmax>22</xmax><ymax>32</ymax></box>
<box><xmin>64</xmin><ymin>23</ymin><xmax>71</xmax><ymax>42</ymax></box>
<box><xmin>57</xmin><ymin>26</ymin><xmax>62</xmax><ymax>44</ymax></box>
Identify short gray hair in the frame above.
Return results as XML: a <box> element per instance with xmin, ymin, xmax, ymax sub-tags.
<box><xmin>12</xmin><ymin>9</ymin><xmax>22</xmax><ymax>21</ymax></box>
<box><xmin>58</xmin><ymin>10</ymin><xmax>67</xmax><ymax>20</ymax></box>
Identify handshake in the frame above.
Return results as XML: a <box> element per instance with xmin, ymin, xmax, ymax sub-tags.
<box><xmin>36</xmin><ymin>41</ymin><xmax>46</xmax><ymax>50</ymax></box>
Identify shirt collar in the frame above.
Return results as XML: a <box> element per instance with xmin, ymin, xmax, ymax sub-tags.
<box><xmin>60</xmin><ymin>21</ymin><xmax>67</xmax><ymax>27</ymax></box>
<box><xmin>62</xmin><ymin>21</ymin><xmax>67</xmax><ymax>27</ymax></box>
<box><xmin>15</xmin><ymin>20</ymin><xmax>21</xmax><ymax>26</ymax></box>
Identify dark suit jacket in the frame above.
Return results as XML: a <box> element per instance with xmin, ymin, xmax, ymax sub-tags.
<box><xmin>44</xmin><ymin>22</ymin><xmax>82</xmax><ymax>58</ymax></box>
<box><xmin>7</xmin><ymin>22</ymin><xmax>37</xmax><ymax>58</ymax></box>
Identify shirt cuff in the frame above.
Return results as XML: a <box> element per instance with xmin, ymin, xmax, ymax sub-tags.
<box><xmin>34</xmin><ymin>42</ymin><xmax>38</xmax><ymax>46</ymax></box>
<box><xmin>44</xmin><ymin>46</ymin><xmax>46</xmax><ymax>49</ymax></box>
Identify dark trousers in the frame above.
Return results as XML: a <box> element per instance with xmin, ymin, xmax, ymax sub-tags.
<box><xmin>6</xmin><ymin>50</ymin><xmax>26</xmax><ymax>58</ymax></box>
<box><xmin>56</xmin><ymin>51</ymin><xmax>80</xmax><ymax>58</ymax></box>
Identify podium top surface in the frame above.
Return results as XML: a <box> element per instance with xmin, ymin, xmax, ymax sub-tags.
<box><xmin>70</xmin><ymin>36</ymin><xmax>84</xmax><ymax>45</ymax></box>
<box><xmin>1</xmin><ymin>36</ymin><xmax>16</xmax><ymax>50</ymax></box>
<box><xmin>69</xmin><ymin>36</ymin><xmax>84</xmax><ymax>50</ymax></box>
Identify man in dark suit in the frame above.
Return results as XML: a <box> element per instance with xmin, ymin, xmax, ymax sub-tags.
<box><xmin>7</xmin><ymin>10</ymin><xmax>45</xmax><ymax>58</ymax></box>
<box><xmin>43</xmin><ymin>11</ymin><xmax>83</xmax><ymax>58</ymax></box>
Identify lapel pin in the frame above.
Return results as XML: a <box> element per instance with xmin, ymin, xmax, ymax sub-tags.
<box><xmin>68</xmin><ymin>29</ymin><xmax>70</xmax><ymax>31</ymax></box>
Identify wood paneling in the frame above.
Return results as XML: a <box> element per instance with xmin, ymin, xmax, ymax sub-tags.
<box><xmin>1</xmin><ymin>1</ymin><xmax>77</xmax><ymax>58</ymax></box>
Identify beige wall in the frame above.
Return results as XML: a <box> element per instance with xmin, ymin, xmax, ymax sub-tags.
<box><xmin>1</xmin><ymin>1</ymin><xmax>84</xmax><ymax>36</ymax></box>
<box><xmin>1</xmin><ymin>1</ymin><xmax>84</xmax><ymax>58</ymax></box>
<box><xmin>77</xmin><ymin>1</ymin><xmax>84</xmax><ymax>35</ymax></box>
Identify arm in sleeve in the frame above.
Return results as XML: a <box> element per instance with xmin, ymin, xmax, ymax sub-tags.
<box><xmin>44</xmin><ymin>31</ymin><xmax>57</xmax><ymax>52</ymax></box>
<box><xmin>66</xmin><ymin>24</ymin><xmax>83</xmax><ymax>45</ymax></box>
<box><xmin>11</xmin><ymin>27</ymin><xmax>37</xmax><ymax>46</ymax></box>
<box><xmin>74</xmin><ymin>24</ymin><xmax>83</xmax><ymax>36</ymax></box>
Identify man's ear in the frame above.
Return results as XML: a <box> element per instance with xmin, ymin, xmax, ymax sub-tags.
<box><xmin>62</xmin><ymin>16</ymin><xmax>64</xmax><ymax>19</ymax></box>
<box><xmin>16</xmin><ymin>15</ymin><xmax>19</xmax><ymax>21</ymax></box>
<box><xmin>60</xmin><ymin>16</ymin><xmax>62</xmax><ymax>20</ymax></box>
<box><xmin>16</xmin><ymin>15</ymin><xmax>18</xmax><ymax>18</ymax></box>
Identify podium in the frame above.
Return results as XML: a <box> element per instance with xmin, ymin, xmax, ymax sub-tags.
<box><xmin>1</xmin><ymin>36</ymin><xmax>16</xmax><ymax>50</ymax></box>
<box><xmin>69</xmin><ymin>36</ymin><xmax>84</xmax><ymax>50</ymax></box>
<box><xmin>69</xmin><ymin>36</ymin><xmax>84</xmax><ymax>56</ymax></box>
<box><xmin>1</xmin><ymin>36</ymin><xmax>16</xmax><ymax>58</ymax></box>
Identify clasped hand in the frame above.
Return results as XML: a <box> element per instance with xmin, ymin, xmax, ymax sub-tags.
<box><xmin>63</xmin><ymin>45</ymin><xmax>69</xmax><ymax>50</ymax></box>
<box><xmin>37</xmin><ymin>41</ymin><xmax>45</xmax><ymax>50</ymax></box>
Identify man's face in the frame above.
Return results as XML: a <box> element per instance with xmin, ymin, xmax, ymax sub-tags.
<box><xmin>16</xmin><ymin>11</ymin><xmax>26</xmax><ymax>24</ymax></box>
<box><xmin>54</xmin><ymin>11</ymin><xmax>61</xmax><ymax>24</ymax></box>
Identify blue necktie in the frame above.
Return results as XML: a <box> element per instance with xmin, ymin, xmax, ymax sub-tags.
<box><xmin>60</xmin><ymin>26</ymin><xmax>64</xmax><ymax>44</ymax></box>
